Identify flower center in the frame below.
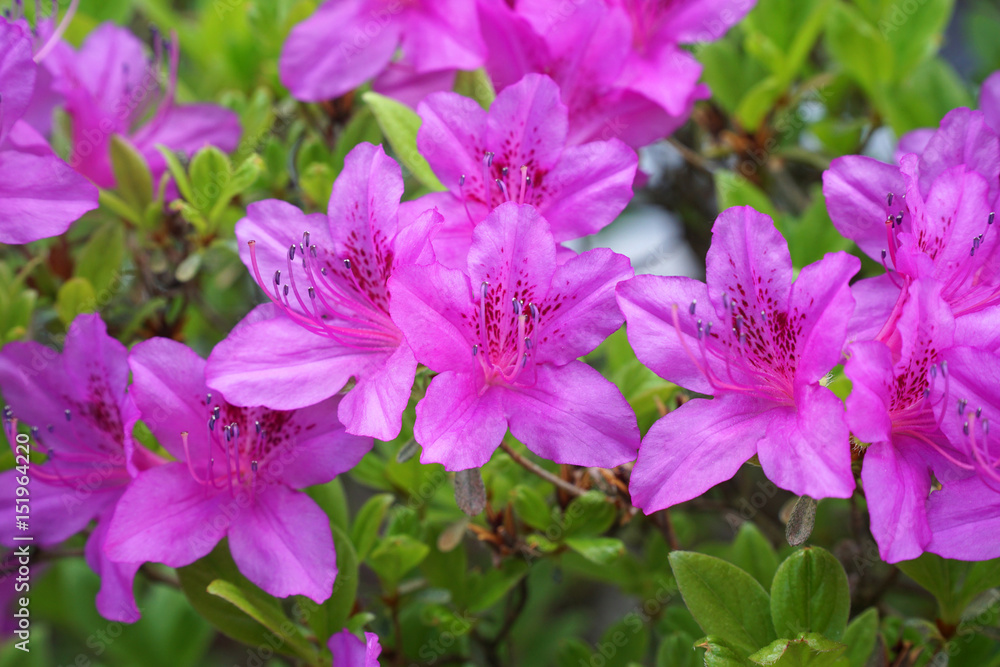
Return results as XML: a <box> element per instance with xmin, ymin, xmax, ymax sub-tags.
<box><xmin>473</xmin><ymin>281</ymin><xmax>540</xmax><ymax>385</ymax></box>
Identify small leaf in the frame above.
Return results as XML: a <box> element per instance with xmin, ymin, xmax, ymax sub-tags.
<box><xmin>771</xmin><ymin>547</ymin><xmax>850</xmax><ymax>641</ymax></box>
<box><xmin>785</xmin><ymin>496</ymin><xmax>818</xmax><ymax>547</ymax></box>
<box><xmin>301</xmin><ymin>525</ymin><xmax>358</xmax><ymax>644</ymax></box>
<box><xmin>669</xmin><ymin>551</ymin><xmax>776</xmax><ymax>657</ymax></box>
<box><xmin>657</xmin><ymin>633</ymin><xmax>699</xmax><ymax>667</ymax></box>
<box><xmin>698</xmin><ymin>637</ymin><xmax>755</xmax><ymax>667</ymax></box>
<box><xmin>565</xmin><ymin>490</ymin><xmax>617</xmax><ymax>537</ymax></box>
<box><xmin>110</xmin><ymin>134</ymin><xmax>153</xmax><ymax>215</ymax></box>
<box><xmin>454</xmin><ymin>467</ymin><xmax>487</xmax><ymax>516</ymax></box>
<box><xmin>175</xmin><ymin>253</ymin><xmax>202</xmax><ymax>283</ymax></box>
<box><xmin>75</xmin><ymin>222</ymin><xmax>125</xmax><ymax>296</ymax></box>
<box><xmin>467</xmin><ymin>559</ymin><xmax>529</xmax><ymax>613</ymax></box>
<box><xmin>189</xmin><ymin>146</ymin><xmax>232</xmax><ymax>214</ymax></box>
<box><xmin>157</xmin><ymin>145</ymin><xmax>195</xmax><ymax>202</ymax></box>
<box><xmin>361</xmin><ymin>91</ymin><xmax>445</xmax><ymax>191</ymax></box>
<box><xmin>842</xmin><ymin>609</ymin><xmax>879</xmax><ymax>667</ymax></box>
<box><xmin>368</xmin><ymin>535</ymin><xmax>430</xmax><ymax>591</ymax></box>
<box><xmin>565</xmin><ymin>537</ymin><xmax>626</xmax><ymax>565</ymax></box>
<box><xmin>731</xmin><ymin>522</ymin><xmax>780</xmax><ymax>589</ymax></box>
<box><xmin>56</xmin><ymin>277</ymin><xmax>96</xmax><ymax>325</ymax></box>
<box><xmin>207</xmin><ymin>580</ymin><xmax>317</xmax><ymax>662</ymax></box>
<box><xmin>511</xmin><ymin>484</ymin><xmax>555</xmax><ymax>531</ymax></box>
<box><xmin>748</xmin><ymin>634</ymin><xmax>847</xmax><ymax>666</ymax></box>
<box><xmin>350</xmin><ymin>493</ymin><xmax>394</xmax><ymax>561</ymax></box>
<box><xmin>715</xmin><ymin>170</ymin><xmax>779</xmax><ymax>218</ymax></box>
<box><xmin>454</xmin><ymin>68</ymin><xmax>496</xmax><ymax>109</ymax></box>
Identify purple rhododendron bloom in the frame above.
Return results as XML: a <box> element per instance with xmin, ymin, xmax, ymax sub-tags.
<box><xmin>281</xmin><ymin>0</ymin><xmax>486</xmax><ymax>103</ymax></box>
<box><xmin>0</xmin><ymin>314</ymin><xmax>159</xmax><ymax>622</ymax></box>
<box><xmin>0</xmin><ymin>17</ymin><xmax>98</xmax><ymax>244</ymax></box>
<box><xmin>618</xmin><ymin>206</ymin><xmax>860</xmax><ymax>512</ymax></box>
<box><xmin>58</xmin><ymin>23</ymin><xmax>240</xmax><ymax>191</ymax></box>
<box><xmin>329</xmin><ymin>629</ymin><xmax>382</xmax><ymax>666</ymax></box>
<box><xmin>478</xmin><ymin>0</ymin><xmax>753</xmax><ymax>148</ymax></box>
<box><xmin>843</xmin><ymin>279</ymin><xmax>970</xmax><ymax>562</ymax></box>
<box><xmin>410</xmin><ymin>73</ymin><xmax>637</xmax><ymax>268</ymax></box>
<box><xmin>105</xmin><ymin>338</ymin><xmax>372</xmax><ymax>603</ymax></box>
<box><xmin>206</xmin><ymin>143</ymin><xmax>440</xmax><ymax>441</ymax></box>
<box><xmin>389</xmin><ymin>202</ymin><xmax>639</xmax><ymax>471</ymax></box>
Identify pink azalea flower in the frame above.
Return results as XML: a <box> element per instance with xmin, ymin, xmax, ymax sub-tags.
<box><xmin>922</xmin><ymin>346</ymin><xmax>1000</xmax><ymax>561</ymax></box>
<box><xmin>389</xmin><ymin>202</ymin><xmax>639</xmax><ymax>471</ymax></box>
<box><xmin>409</xmin><ymin>73</ymin><xmax>637</xmax><ymax>268</ymax></box>
<box><xmin>617</xmin><ymin>206</ymin><xmax>860</xmax><ymax>512</ymax></box>
<box><xmin>0</xmin><ymin>314</ymin><xmax>160</xmax><ymax>622</ymax></box>
<box><xmin>206</xmin><ymin>143</ymin><xmax>440</xmax><ymax>441</ymax></box>
<box><xmin>57</xmin><ymin>23</ymin><xmax>240</xmax><ymax>191</ymax></box>
<box><xmin>280</xmin><ymin>0</ymin><xmax>486</xmax><ymax>103</ymax></box>
<box><xmin>843</xmin><ymin>280</ymin><xmax>971</xmax><ymax>562</ymax></box>
<box><xmin>104</xmin><ymin>338</ymin><xmax>372</xmax><ymax>603</ymax></box>
<box><xmin>478</xmin><ymin>0</ymin><xmax>753</xmax><ymax>148</ymax></box>
<box><xmin>329</xmin><ymin>629</ymin><xmax>382</xmax><ymax>666</ymax></box>
<box><xmin>0</xmin><ymin>17</ymin><xmax>98</xmax><ymax>244</ymax></box>
<box><xmin>824</xmin><ymin>118</ymin><xmax>1000</xmax><ymax>343</ymax></box>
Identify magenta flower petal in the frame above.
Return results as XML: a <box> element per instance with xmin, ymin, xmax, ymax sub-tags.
<box><xmin>505</xmin><ymin>361</ymin><xmax>639</xmax><ymax>468</ymax></box>
<box><xmin>789</xmin><ymin>251</ymin><xmax>861</xmax><ymax>383</ymax></box>
<box><xmin>533</xmin><ymin>248</ymin><xmax>633</xmax><ymax>365</ymax></box>
<box><xmin>644</xmin><ymin>0</ymin><xmax>756</xmax><ymax>43</ymax></box>
<box><xmin>847</xmin><ymin>275</ymin><xmax>901</xmax><ymax>343</ymax></box>
<box><xmin>917</xmin><ymin>109</ymin><xmax>1000</xmax><ymax>203</ymax></box>
<box><xmin>0</xmin><ymin>471</ymin><xmax>117</xmax><ymax>546</ymax></box>
<box><xmin>844</xmin><ymin>341</ymin><xmax>895</xmax><ymax>444</ymax></box>
<box><xmin>823</xmin><ymin>155</ymin><xmax>904</xmax><ymax>261</ymax></box>
<box><xmin>228</xmin><ymin>486</ymin><xmax>336</xmax><ymax>603</ymax></box>
<box><xmin>280</xmin><ymin>0</ymin><xmax>400</xmax><ymax>102</ymax></box>
<box><xmin>86</xmin><ymin>513</ymin><xmax>141</xmax><ymax>623</ymax></box>
<box><xmin>629</xmin><ymin>394</ymin><xmax>765</xmax><ymax>511</ymax></box>
<box><xmin>617</xmin><ymin>43</ymin><xmax>703</xmax><ymax>117</ymax></box>
<box><xmin>861</xmin><ymin>439</ymin><xmax>933</xmax><ymax>563</ymax></box>
<box><xmin>616</xmin><ymin>275</ymin><xmax>713</xmax><ymax>395</ymax></box>
<box><xmin>329</xmin><ymin>629</ymin><xmax>382</xmax><ymax>667</ymax></box>
<box><xmin>130</xmin><ymin>103</ymin><xmax>241</xmax><ymax>182</ymax></box>
<box><xmin>337</xmin><ymin>343</ymin><xmax>418</xmax><ymax>443</ymax></box>
<box><xmin>0</xmin><ymin>19</ymin><xmax>36</xmax><ymax>144</ymax></box>
<box><xmin>896</xmin><ymin>128</ymin><xmax>935</xmax><ymax>161</ymax></box>
<box><xmin>758</xmin><ymin>383</ymin><xmax>854</xmax><ymax>499</ymax></box>
<box><xmin>0</xmin><ymin>122</ymin><xmax>99</xmax><ymax>244</ymax></box>
<box><xmin>417</xmin><ymin>91</ymin><xmax>488</xmax><ymax>197</ymax></box>
<box><xmin>982</xmin><ymin>71</ymin><xmax>1000</xmax><ymax>134</ymax></box>
<box><xmin>105</xmin><ymin>463</ymin><xmax>232</xmax><ymax>567</ymax></box>
<box><xmin>399</xmin><ymin>0</ymin><xmax>485</xmax><ymax>73</ymax></box>
<box><xmin>926</xmin><ymin>476</ymin><xmax>1000</xmax><ymax>561</ymax></box>
<box><xmin>415</xmin><ymin>370</ymin><xmax>507</xmax><ymax>471</ymax></box>
<box><xmin>206</xmin><ymin>309</ymin><xmax>370</xmax><ymax>412</ymax></box>
<box><xmin>485</xmin><ymin>73</ymin><xmax>567</xmax><ymax>173</ymax></box>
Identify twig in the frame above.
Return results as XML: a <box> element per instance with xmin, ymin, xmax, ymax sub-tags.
<box><xmin>667</xmin><ymin>136</ymin><xmax>713</xmax><ymax>173</ymax></box>
<box><xmin>499</xmin><ymin>442</ymin><xmax>585</xmax><ymax>497</ymax></box>
<box><xmin>652</xmin><ymin>509</ymin><xmax>680</xmax><ymax>551</ymax></box>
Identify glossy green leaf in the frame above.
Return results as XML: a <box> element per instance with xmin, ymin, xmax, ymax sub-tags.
<box><xmin>512</xmin><ymin>484</ymin><xmax>555</xmax><ymax>532</ymax></box>
<box><xmin>350</xmin><ymin>493</ymin><xmax>394</xmax><ymax>561</ymax></box>
<box><xmin>670</xmin><ymin>551</ymin><xmax>776</xmax><ymax>657</ymax></box>
<box><xmin>771</xmin><ymin>547</ymin><xmax>850</xmax><ymax>641</ymax></box>
<box><xmin>56</xmin><ymin>277</ymin><xmax>96</xmax><ymax>325</ymax></box>
<box><xmin>368</xmin><ymin>534</ymin><xmax>430</xmax><ymax>591</ymax></box>
<box><xmin>362</xmin><ymin>91</ymin><xmax>445</xmax><ymax>191</ymax></box>
<box><xmin>207</xmin><ymin>580</ymin><xmax>317</xmax><ymax>662</ymax></box>
<box><xmin>110</xmin><ymin>134</ymin><xmax>153</xmax><ymax>216</ymax></box>
<box><xmin>565</xmin><ymin>490</ymin><xmax>617</xmax><ymax>537</ymax></box>
<box><xmin>657</xmin><ymin>633</ymin><xmax>699</xmax><ymax>667</ymax></box>
<box><xmin>841</xmin><ymin>609</ymin><xmax>879</xmax><ymax>667</ymax></box>
<box><xmin>748</xmin><ymin>634</ymin><xmax>847</xmax><ymax>666</ymax></box>
<box><xmin>730</xmin><ymin>522</ymin><xmax>780</xmax><ymax>589</ymax></box>
<box><xmin>300</xmin><ymin>525</ymin><xmax>358</xmax><ymax>644</ymax></box>
<box><xmin>454</xmin><ymin>68</ymin><xmax>497</xmax><ymax>109</ymax></box>
<box><xmin>566</xmin><ymin>537</ymin><xmax>626</xmax><ymax>565</ymax></box>
<box><xmin>698</xmin><ymin>637</ymin><xmax>755</xmax><ymax>667</ymax></box>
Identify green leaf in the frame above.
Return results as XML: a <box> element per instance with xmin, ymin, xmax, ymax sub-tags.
<box><xmin>730</xmin><ymin>523</ymin><xmax>779</xmax><ymax>589</ymax></box>
<box><xmin>557</xmin><ymin>638</ymin><xmax>594</xmax><ymax>667</ymax></box>
<box><xmin>897</xmin><ymin>554</ymin><xmax>1000</xmax><ymax>625</ymax></box>
<box><xmin>565</xmin><ymin>490</ymin><xmax>617</xmax><ymax>537</ymax></box>
<box><xmin>511</xmin><ymin>484</ymin><xmax>556</xmax><ymax>531</ymax></box>
<box><xmin>454</xmin><ymin>68</ymin><xmax>497</xmax><ymax>109</ymax></box>
<box><xmin>207</xmin><ymin>580</ymin><xmax>317</xmax><ymax>662</ymax></box>
<box><xmin>189</xmin><ymin>146</ymin><xmax>232</xmax><ymax>215</ymax></box>
<box><xmin>715</xmin><ymin>170</ymin><xmax>779</xmax><ymax>218</ymax></box>
<box><xmin>368</xmin><ymin>534</ymin><xmax>430</xmax><ymax>591</ymax></box>
<box><xmin>771</xmin><ymin>547</ymin><xmax>850</xmax><ymax>641</ymax></box>
<box><xmin>301</xmin><ymin>525</ymin><xmax>358</xmax><ymax>644</ymax></box>
<box><xmin>307</xmin><ymin>478</ymin><xmax>350</xmax><ymax>534</ymax></box>
<box><xmin>350</xmin><ymin>493</ymin><xmax>394</xmax><ymax>561</ymax></box>
<box><xmin>566</xmin><ymin>537</ymin><xmax>626</xmax><ymax>565</ymax></box>
<box><xmin>467</xmin><ymin>559</ymin><xmax>529</xmax><ymax>613</ymax></box>
<box><xmin>880</xmin><ymin>0</ymin><xmax>954</xmax><ymax>79</ymax></box>
<box><xmin>778</xmin><ymin>187</ymin><xmax>851</xmax><ymax>270</ymax></box>
<box><xmin>75</xmin><ymin>221</ymin><xmax>125</xmax><ymax>296</ymax></box>
<box><xmin>361</xmin><ymin>91</ymin><xmax>445</xmax><ymax>191</ymax></box>
<box><xmin>842</xmin><ymin>609</ymin><xmax>879</xmax><ymax>667</ymax></box>
<box><xmin>825</xmin><ymin>2</ymin><xmax>894</xmax><ymax>96</ymax></box>
<box><xmin>698</xmin><ymin>637</ymin><xmax>755</xmax><ymax>667</ymax></box>
<box><xmin>157</xmin><ymin>145</ymin><xmax>195</xmax><ymax>202</ymax></box>
<box><xmin>670</xmin><ymin>551</ymin><xmax>776</xmax><ymax>657</ymax></box>
<box><xmin>56</xmin><ymin>277</ymin><xmax>96</xmax><ymax>325</ymax></box>
<box><xmin>175</xmin><ymin>252</ymin><xmax>202</xmax><ymax>283</ymax></box>
<box><xmin>598</xmin><ymin>616</ymin><xmax>649</xmax><ymax>667</ymax></box>
<box><xmin>748</xmin><ymin>634</ymin><xmax>847</xmax><ymax>666</ymax></box>
<box><xmin>99</xmin><ymin>188</ymin><xmax>142</xmax><ymax>226</ymax></box>
<box><xmin>110</xmin><ymin>134</ymin><xmax>153</xmax><ymax>216</ymax></box>
<box><xmin>657</xmin><ymin>633</ymin><xmax>699</xmax><ymax>667</ymax></box>
<box><xmin>176</xmin><ymin>542</ymin><xmax>297</xmax><ymax>656</ymax></box>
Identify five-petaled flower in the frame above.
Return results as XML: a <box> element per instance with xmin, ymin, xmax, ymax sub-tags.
<box><xmin>105</xmin><ymin>338</ymin><xmax>372</xmax><ymax>603</ymax></box>
<box><xmin>0</xmin><ymin>314</ymin><xmax>159</xmax><ymax>622</ymax></box>
<box><xmin>390</xmin><ymin>201</ymin><xmax>639</xmax><ymax>471</ymax></box>
<box><xmin>618</xmin><ymin>206</ymin><xmax>860</xmax><ymax>512</ymax></box>
<box><xmin>206</xmin><ymin>142</ymin><xmax>441</xmax><ymax>441</ymax></box>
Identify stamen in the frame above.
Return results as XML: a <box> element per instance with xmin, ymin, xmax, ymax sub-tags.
<box><xmin>689</xmin><ymin>299</ymin><xmax>697</xmax><ymax>315</ymax></box>
<box><xmin>33</xmin><ymin>0</ymin><xmax>78</xmax><ymax>63</ymax></box>
<box><xmin>64</xmin><ymin>409</ymin><xmax>71</xmax><ymax>421</ymax></box>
